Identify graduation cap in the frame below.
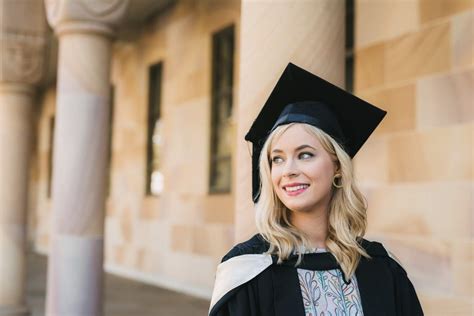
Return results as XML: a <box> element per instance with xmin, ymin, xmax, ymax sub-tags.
<box><xmin>245</xmin><ymin>62</ymin><xmax>387</xmax><ymax>203</ymax></box>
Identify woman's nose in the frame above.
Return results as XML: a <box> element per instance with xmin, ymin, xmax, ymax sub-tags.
<box><xmin>283</xmin><ymin>159</ymin><xmax>299</xmax><ymax>178</ymax></box>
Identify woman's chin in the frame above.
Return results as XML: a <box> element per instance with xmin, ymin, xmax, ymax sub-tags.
<box><xmin>283</xmin><ymin>200</ymin><xmax>315</xmax><ymax>214</ymax></box>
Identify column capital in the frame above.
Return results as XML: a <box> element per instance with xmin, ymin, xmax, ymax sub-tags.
<box><xmin>0</xmin><ymin>32</ymin><xmax>46</xmax><ymax>86</ymax></box>
<box><xmin>45</xmin><ymin>0</ymin><xmax>129</xmax><ymax>38</ymax></box>
<box><xmin>0</xmin><ymin>0</ymin><xmax>48</xmax><ymax>86</ymax></box>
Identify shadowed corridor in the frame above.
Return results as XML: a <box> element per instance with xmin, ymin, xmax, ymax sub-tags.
<box><xmin>26</xmin><ymin>252</ymin><xmax>210</xmax><ymax>316</ymax></box>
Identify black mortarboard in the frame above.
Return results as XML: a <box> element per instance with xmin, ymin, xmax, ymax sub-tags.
<box><xmin>245</xmin><ymin>62</ymin><xmax>387</xmax><ymax>203</ymax></box>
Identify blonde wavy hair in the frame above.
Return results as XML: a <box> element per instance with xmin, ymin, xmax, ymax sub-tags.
<box><xmin>255</xmin><ymin>123</ymin><xmax>370</xmax><ymax>281</ymax></box>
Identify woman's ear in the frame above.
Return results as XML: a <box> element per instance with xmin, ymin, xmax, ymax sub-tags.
<box><xmin>334</xmin><ymin>160</ymin><xmax>341</xmax><ymax>174</ymax></box>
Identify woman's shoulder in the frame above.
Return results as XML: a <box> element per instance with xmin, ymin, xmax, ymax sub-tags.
<box><xmin>360</xmin><ymin>238</ymin><xmax>408</xmax><ymax>274</ymax></box>
<box><xmin>221</xmin><ymin>233</ymin><xmax>270</xmax><ymax>263</ymax></box>
<box><xmin>360</xmin><ymin>238</ymin><xmax>389</xmax><ymax>257</ymax></box>
<box><xmin>359</xmin><ymin>239</ymin><xmax>423</xmax><ymax>313</ymax></box>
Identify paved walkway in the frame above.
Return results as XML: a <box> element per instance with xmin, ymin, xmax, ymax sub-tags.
<box><xmin>26</xmin><ymin>252</ymin><xmax>210</xmax><ymax>316</ymax></box>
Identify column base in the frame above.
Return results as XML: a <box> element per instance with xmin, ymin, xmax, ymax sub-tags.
<box><xmin>0</xmin><ymin>306</ymin><xmax>29</xmax><ymax>316</ymax></box>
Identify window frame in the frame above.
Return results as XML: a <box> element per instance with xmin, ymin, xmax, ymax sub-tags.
<box><xmin>145</xmin><ymin>62</ymin><xmax>164</xmax><ymax>197</ymax></box>
<box><xmin>209</xmin><ymin>24</ymin><xmax>235</xmax><ymax>194</ymax></box>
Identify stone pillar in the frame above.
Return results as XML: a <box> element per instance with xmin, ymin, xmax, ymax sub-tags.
<box><xmin>44</xmin><ymin>1</ymin><xmax>127</xmax><ymax>316</ymax></box>
<box><xmin>0</xmin><ymin>85</ymin><xmax>35</xmax><ymax>316</ymax></box>
<box><xmin>0</xmin><ymin>0</ymin><xmax>47</xmax><ymax>315</ymax></box>
<box><xmin>235</xmin><ymin>0</ymin><xmax>346</xmax><ymax>241</ymax></box>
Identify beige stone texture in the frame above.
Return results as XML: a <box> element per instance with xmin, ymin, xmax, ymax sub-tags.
<box><xmin>354</xmin><ymin>6</ymin><xmax>474</xmax><ymax>312</ymax></box>
<box><xmin>356</xmin><ymin>21</ymin><xmax>453</xmax><ymax>90</ymax></box>
<box><xmin>171</xmin><ymin>223</ymin><xmax>234</xmax><ymax>258</ymax></box>
<box><xmin>366</xmin><ymin>181</ymin><xmax>472</xmax><ymax>238</ymax></box>
<box><xmin>353</xmin><ymin>135</ymin><xmax>389</xmax><ymax>184</ymax></box>
<box><xmin>32</xmin><ymin>89</ymin><xmax>56</xmax><ymax>253</ymax></box>
<box><xmin>385</xmin><ymin>22</ymin><xmax>451</xmax><ymax>84</ymax></box>
<box><xmin>387</xmin><ymin>123</ymin><xmax>473</xmax><ymax>182</ymax></box>
<box><xmin>105</xmin><ymin>217</ymin><xmax>125</xmax><ymax>247</ymax></box>
<box><xmin>106</xmin><ymin>0</ymin><xmax>240</xmax><ymax>295</ymax></box>
<box><xmin>451</xmin><ymin>10</ymin><xmax>474</xmax><ymax>68</ymax></box>
<box><xmin>202</xmin><ymin>194</ymin><xmax>234</xmax><ymax>224</ymax></box>
<box><xmin>417</xmin><ymin>69</ymin><xmax>474</xmax><ymax>129</ymax></box>
<box><xmin>139</xmin><ymin>196</ymin><xmax>161</xmax><ymax>219</ymax></box>
<box><xmin>27</xmin><ymin>110</ymin><xmax>41</xmax><ymax>247</ymax></box>
<box><xmin>112</xmin><ymin>243</ymin><xmax>137</xmax><ymax>269</ymax></box>
<box><xmin>159</xmin><ymin>251</ymin><xmax>217</xmax><ymax>288</ymax></box>
<box><xmin>171</xmin><ymin>224</ymin><xmax>194</xmax><ymax>253</ymax></box>
<box><xmin>142</xmin><ymin>220</ymin><xmax>172</xmax><ymax>263</ymax></box>
<box><xmin>0</xmin><ymin>84</ymin><xmax>35</xmax><ymax>315</ymax></box>
<box><xmin>451</xmin><ymin>241</ymin><xmax>474</xmax><ymax>297</ymax></box>
<box><xmin>0</xmin><ymin>0</ymin><xmax>48</xmax><ymax>86</ymax></box>
<box><xmin>419</xmin><ymin>0</ymin><xmax>474</xmax><ymax>24</ymax></box>
<box><xmin>419</xmin><ymin>296</ymin><xmax>473</xmax><ymax>316</ymax></box>
<box><xmin>50</xmin><ymin>33</ymin><xmax>113</xmax><ymax>237</ymax></box>
<box><xmin>356</xmin><ymin>0</ymin><xmax>419</xmax><ymax>49</ymax></box>
<box><xmin>355</xmin><ymin>42</ymin><xmax>386</xmax><ymax>91</ymax></box>
<box><xmin>164</xmin><ymin>98</ymin><xmax>211</xmax><ymax>195</ymax></box>
<box><xmin>193</xmin><ymin>224</ymin><xmax>234</xmax><ymax>257</ymax></box>
<box><xmin>358</xmin><ymin>83</ymin><xmax>416</xmax><ymax>134</ymax></box>
<box><xmin>0</xmin><ymin>1</ymin><xmax>48</xmax><ymax>313</ymax></box>
<box><xmin>44</xmin><ymin>0</ymin><xmax>128</xmax><ymax>314</ymax></box>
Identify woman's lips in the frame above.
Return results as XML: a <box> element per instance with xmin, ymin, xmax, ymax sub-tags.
<box><xmin>283</xmin><ymin>184</ymin><xmax>309</xmax><ymax>196</ymax></box>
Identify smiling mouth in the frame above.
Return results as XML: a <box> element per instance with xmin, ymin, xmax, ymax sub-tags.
<box><xmin>283</xmin><ymin>184</ymin><xmax>309</xmax><ymax>196</ymax></box>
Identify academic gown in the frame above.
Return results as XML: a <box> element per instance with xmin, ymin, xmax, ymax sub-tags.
<box><xmin>209</xmin><ymin>234</ymin><xmax>423</xmax><ymax>316</ymax></box>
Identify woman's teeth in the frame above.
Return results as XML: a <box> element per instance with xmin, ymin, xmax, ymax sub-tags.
<box><xmin>285</xmin><ymin>185</ymin><xmax>309</xmax><ymax>192</ymax></box>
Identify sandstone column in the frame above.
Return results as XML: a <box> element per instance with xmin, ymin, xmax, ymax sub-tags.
<box><xmin>44</xmin><ymin>1</ymin><xmax>127</xmax><ymax>315</ymax></box>
<box><xmin>0</xmin><ymin>85</ymin><xmax>36</xmax><ymax>316</ymax></box>
<box><xmin>0</xmin><ymin>0</ymin><xmax>47</xmax><ymax>315</ymax></box>
<box><xmin>235</xmin><ymin>0</ymin><xmax>346</xmax><ymax>240</ymax></box>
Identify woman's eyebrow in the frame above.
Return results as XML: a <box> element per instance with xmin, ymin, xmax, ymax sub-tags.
<box><xmin>296</xmin><ymin>144</ymin><xmax>317</xmax><ymax>151</ymax></box>
<box><xmin>271</xmin><ymin>144</ymin><xmax>316</xmax><ymax>153</ymax></box>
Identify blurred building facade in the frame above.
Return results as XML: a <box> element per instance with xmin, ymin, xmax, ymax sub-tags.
<box><xmin>0</xmin><ymin>0</ymin><xmax>471</xmax><ymax>315</ymax></box>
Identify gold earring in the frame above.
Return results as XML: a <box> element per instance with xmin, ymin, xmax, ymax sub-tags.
<box><xmin>332</xmin><ymin>174</ymin><xmax>343</xmax><ymax>188</ymax></box>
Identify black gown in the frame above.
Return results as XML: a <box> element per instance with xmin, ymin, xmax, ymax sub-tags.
<box><xmin>209</xmin><ymin>234</ymin><xmax>423</xmax><ymax>316</ymax></box>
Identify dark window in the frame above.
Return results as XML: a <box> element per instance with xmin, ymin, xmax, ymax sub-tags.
<box><xmin>210</xmin><ymin>25</ymin><xmax>235</xmax><ymax>194</ymax></box>
<box><xmin>345</xmin><ymin>0</ymin><xmax>355</xmax><ymax>92</ymax></box>
<box><xmin>47</xmin><ymin>116</ymin><xmax>55</xmax><ymax>199</ymax></box>
<box><xmin>106</xmin><ymin>85</ymin><xmax>114</xmax><ymax>197</ymax></box>
<box><xmin>146</xmin><ymin>62</ymin><xmax>164</xmax><ymax>196</ymax></box>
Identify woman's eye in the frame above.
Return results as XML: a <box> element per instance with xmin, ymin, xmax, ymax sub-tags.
<box><xmin>271</xmin><ymin>156</ymin><xmax>283</xmax><ymax>164</ymax></box>
<box><xmin>299</xmin><ymin>152</ymin><xmax>314</xmax><ymax>159</ymax></box>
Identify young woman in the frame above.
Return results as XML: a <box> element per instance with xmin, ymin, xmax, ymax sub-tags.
<box><xmin>209</xmin><ymin>63</ymin><xmax>423</xmax><ymax>316</ymax></box>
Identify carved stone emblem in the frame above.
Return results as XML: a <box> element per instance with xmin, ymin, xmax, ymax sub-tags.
<box><xmin>0</xmin><ymin>33</ymin><xmax>46</xmax><ymax>84</ymax></box>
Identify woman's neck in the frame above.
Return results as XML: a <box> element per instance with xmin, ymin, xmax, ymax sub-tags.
<box><xmin>290</xmin><ymin>208</ymin><xmax>328</xmax><ymax>249</ymax></box>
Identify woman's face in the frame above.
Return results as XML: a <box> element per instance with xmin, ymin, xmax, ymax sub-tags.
<box><xmin>270</xmin><ymin>124</ymin><xmax>337</xmax><ymax>214</ymax></box>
